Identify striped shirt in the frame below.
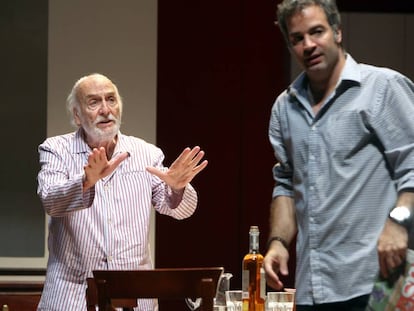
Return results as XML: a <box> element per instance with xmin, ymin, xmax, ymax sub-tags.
<box><xmin>269</xmin><ymin>54</ymin><xmax>414</xmax><ymax>305</ymax></box>
<box><xmin>37</xmin><ymin>129</ymin><xmax>198</xmax><ymax>311</ymax></box>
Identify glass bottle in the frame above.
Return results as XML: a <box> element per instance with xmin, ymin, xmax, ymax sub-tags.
<box><xmin>242</xmin><ymin>225</ymin><xmax>265</xmax><ymax>311</ymax></box>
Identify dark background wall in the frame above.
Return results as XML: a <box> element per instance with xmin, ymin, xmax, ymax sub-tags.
<box><xmin>155</xmin><ymin>0</ymin><xmax>287</xmax><ymax>290</ymax></box>
<box><xmin>1</xmin><ymin>0</ymin><xmax>47</xmax><ymax>260</ymax></box>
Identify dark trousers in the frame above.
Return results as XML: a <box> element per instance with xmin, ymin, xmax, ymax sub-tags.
<box><xmin>296</xmin><ymin>294</ymin><xmax>369</xmax><ymax>311</ymax></box>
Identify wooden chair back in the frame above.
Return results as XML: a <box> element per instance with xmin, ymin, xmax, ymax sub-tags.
<box><xmin>87</xmin><ymin>277</ymin><xmax>139</xmax><ymax>311</ymax></box>
<box><xmin>87</xmin><ymin>267</ymin><xmax>224</xmax><ymax>311</ymax></box>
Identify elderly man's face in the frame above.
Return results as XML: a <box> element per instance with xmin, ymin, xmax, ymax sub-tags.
<box><xmin>74</xmin><ymin>75</ymin><xmax>122</xmax><ymax>145</ymax></box>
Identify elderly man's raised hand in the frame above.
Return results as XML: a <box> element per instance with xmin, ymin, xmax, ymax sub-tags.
<box><xmin>83</xmin><ymin>147</ymin><xmax>129</xmax><ymax>191</ymax></box>
<box><xmin>146</xmin><ymin>146</ymin><xmax>208</xmax><ymax>192</ymax></box>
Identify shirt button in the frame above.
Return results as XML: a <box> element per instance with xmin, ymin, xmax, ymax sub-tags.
<box><xmin>107</xmin><ymin>255</ymin><xmax>113</xmax><ymax>262</ymax></box>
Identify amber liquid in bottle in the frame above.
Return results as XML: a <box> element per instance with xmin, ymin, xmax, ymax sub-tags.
<box><xmin>242</xmin><ymin>226</ymin><xmax>265</xmax><ymax>311</ymax></box>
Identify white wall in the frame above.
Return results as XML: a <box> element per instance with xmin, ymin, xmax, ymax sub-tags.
<box><xmin>47</xmin><ymin>0</ymin><xmax>158</xmax><ymax>266</ymax></box>
<box><xmin>0</xmin><ymin>1</ymin><xmax>157</xmax><ymax>280</ymax></box>
<box><xmin>48</xmin><ymin>0</ymin><xmax>158</xmax><ymax>140</ymax></box>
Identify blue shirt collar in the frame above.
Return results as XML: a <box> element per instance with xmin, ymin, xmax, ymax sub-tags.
<box><xmin>287</xmin><ymin>53</ymin><xmax>361</xmax><ymax>100</ymax></box>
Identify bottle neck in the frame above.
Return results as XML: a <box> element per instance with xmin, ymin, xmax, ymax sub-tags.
<box><xmin>249</xmin><ymin>233</ymin><xmax>260</xmax><ymax>253</ymax></box>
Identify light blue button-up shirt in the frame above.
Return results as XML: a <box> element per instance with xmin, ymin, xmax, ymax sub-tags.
<box><xmin>269</xmin><ymin>54</ymin><xmax>414</xmax><ymax>305</ymax></box>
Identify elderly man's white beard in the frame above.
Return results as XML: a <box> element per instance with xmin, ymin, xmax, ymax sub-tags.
<box><xmin>83</xmin><ymin>114</ymin><xmax>121</xmax><ymax>145</ymax></box>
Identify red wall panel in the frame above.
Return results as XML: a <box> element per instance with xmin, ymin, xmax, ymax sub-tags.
<box><xmin>156</xmin><ymin>2</ymin><xmax>292</xmax><ymax>309</ymax></box>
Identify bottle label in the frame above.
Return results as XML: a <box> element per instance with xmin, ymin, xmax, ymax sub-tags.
<box><xmin>241</xmin><ymin>269</ymin><xmax>249</xmax><ymax>299</ymax></box>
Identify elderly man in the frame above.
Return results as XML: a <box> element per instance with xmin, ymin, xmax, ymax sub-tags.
<box><xmin>37</xmin><ymin>73</ymin><xmax>208</xmax><ymax>310</ymax></box>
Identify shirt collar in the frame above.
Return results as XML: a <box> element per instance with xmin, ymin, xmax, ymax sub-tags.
<box><xmin>287</xmin><ymin>53</ymin><xmax>361</xmax><ymax>100</ymax></box>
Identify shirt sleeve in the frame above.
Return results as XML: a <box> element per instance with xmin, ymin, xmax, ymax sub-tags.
<box><xmin>37</xmin><ymin>140</ymin><xmax>94</xmax><ymax>217</ymax></box>
<box><xmin>368</xmin><ymin>73</ymin><xmax>414</xmax><ymax>191</ymax></box>
<box><xmin>269</xmin><ymin>94</ymin><xmax>295</xmax><ymax>199</ymax></box>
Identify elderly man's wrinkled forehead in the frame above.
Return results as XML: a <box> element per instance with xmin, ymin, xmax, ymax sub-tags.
<box><xmin>76</xmin><ymin>74</ymin><xmax>117</xmax><ymax>101</ymax></box>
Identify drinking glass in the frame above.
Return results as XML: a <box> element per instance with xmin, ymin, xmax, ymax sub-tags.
<box><xmin>225</xmin><ymin>290</ymin><xmax>243</xmax><ymax>311</ymax></box>
<box><xmin>185</xmin><ymin>297</ymin><xmax>202</xmax><ymax>310</ymax></box>
<box><xmin>186</xmin><ymin>272</ymin><xmax>233</xmax><ymax>310</ymax></box>
<box><xmin>266</xmin><ymin>291</ymin><xmax>295</xmax><ymax>311</ymax></box>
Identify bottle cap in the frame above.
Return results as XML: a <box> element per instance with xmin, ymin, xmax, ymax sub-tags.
<box><xmin>250</xmin><ymin>225</ymin><xmax>259</xmax><ymax>233</ymax></box>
